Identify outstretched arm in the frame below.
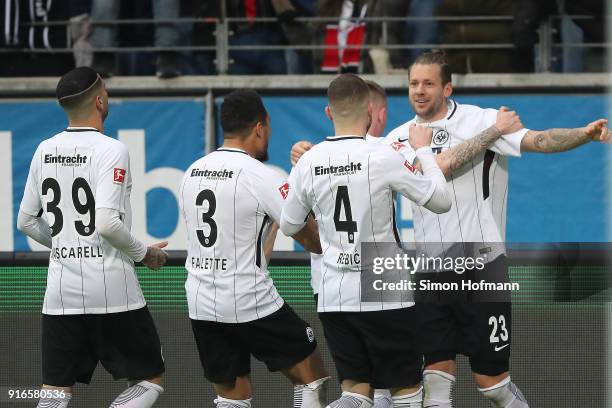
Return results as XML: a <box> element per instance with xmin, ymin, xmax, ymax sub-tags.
<box><xmin>411</xmin><ymin>106</ymin><xmax>523</xmax><ymax>177</ymax></box>
<box><xmin>434</xmin><ymin>126</ymin><xmax>503</xmax><ymax>176</ymax></box>
<box><xmin>520</xmin><ymin>119</ymin><xmax>611</xmax><ymax>153</ymax></box>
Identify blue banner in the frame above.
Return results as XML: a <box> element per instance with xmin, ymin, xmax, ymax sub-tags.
<box><xmin>4</xmin><ymin>99</ymin><xmax>204</xmax><ymax>251</ymax></box>
<box><xmin>214</xmin><ymin>94</ymin><xmax>608</xmax><ymax>244</ymax></box>
<box><xmin>2</xmin><ymin>94</ymin><xmax>607</xmax><ymax>252</ymax></box>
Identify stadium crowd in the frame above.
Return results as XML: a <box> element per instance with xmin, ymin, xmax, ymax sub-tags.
<box><xmin>0</xmin><ymin>0</ymin><xmax>605</xmax><ymax>77</ymax></box>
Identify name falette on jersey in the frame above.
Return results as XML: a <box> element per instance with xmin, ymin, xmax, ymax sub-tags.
<box><xmin>314</xmin><ymin>161</ymin><xmax>362</xmax><ymax>177</ymax></box>
<box><xmin>190</xmin><ymin>168</ymin><xmax>234</xmax><ymax>180</ymax></box>
<box><xmin>190</xmin><ymin>256</ymin><xmax>228</xmax><ymax>271</ymax></box>
<box><xmin>52</xmin><ymin>245</ymin><xmax>103</xmax><ymax>260</ymax></box>
<box><xmin>44</xmin><ymin>153</ymin><xmax>87</xmax><ymax>167</ymax></box>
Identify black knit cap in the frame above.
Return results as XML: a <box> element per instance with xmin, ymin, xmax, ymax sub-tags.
<box><xmin>56</xmin><ymin>67</ymin><xmax>101</xmax><ymax>101</ymax></box>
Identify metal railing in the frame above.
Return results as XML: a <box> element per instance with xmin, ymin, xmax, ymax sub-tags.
<box><xmin>3</xmin><ymin>14</ymin><xmax>608</xmax><ymax>74</ymax></box>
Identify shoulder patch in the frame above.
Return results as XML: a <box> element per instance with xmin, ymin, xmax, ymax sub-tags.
<box><xmin>278</xmin><ymin>182</ymin><xmax>289</xmax><ymax>200</ymax></box>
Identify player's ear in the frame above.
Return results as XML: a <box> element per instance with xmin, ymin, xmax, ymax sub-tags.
<box><xmin>378</xmin><ymin>106</ymin><xmax>387</xmax><ymax>123</ymax></box>
<box><xmin>95</xmin><ymin>95</ymin><xmax>103</xmax><ymax>111</ymax></box>
<box><xmin>255</xmin><ymin>121</ymin><xmax>264</xmax><ymax>138</ymax></box>
<box><xmin>325</xmin><ymin>106</ymin><xmax>333</xmax><ymax>122</ymax></box>
<box><xmin>443</xmin><ymin>82</ymin><xmax>453</xmax><ymax>98</ymax></box>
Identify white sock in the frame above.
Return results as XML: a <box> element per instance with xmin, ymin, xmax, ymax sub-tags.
<box><xmin>478</xmin><ymin>377</ymin><xmax>529</xmax><ymax>408</ymax></box>
<box><xmin>109</xmin><ymin>381</ymin><xmax>163</xmax><ymax>407</ymax></box>
<box><xmin>423</xmin><ymin>369</ymin><xmax>455</xmax><ymax>408</ymax></box>
<box><xmin>373</xmin><ymin>389</ymin><xmax>392</xmax><ymax>408</ymax></box>
<box><xmin>326</xmin><ymin>391</ymin><xmax>373</xmax><ymax>408</ymax></box>
<box><xmin>302</xmin><ymin>376</ymin><xmax>330</xmax><ymax>408</ymax></box>
<box><xmin>37</xmin><ymin>391</ymin><xmax>72</xmax><ymax>408</ymax></box>
<box><xmin>214</xmin><ymin>396</ymin><xmax>252</xmax><ymax>408</ymax></box>
<box><xmin>392</xmin><ymin>386</ymin><xmax>423</xmax><ymax>407</ymax></box>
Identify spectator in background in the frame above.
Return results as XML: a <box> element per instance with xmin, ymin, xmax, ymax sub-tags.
<box><xmin>182</xmin><ymin>0</ymin><xmax>219</xmax><ymax>75</ymax></box>
<box><xmin>367</xmin><ymin>0</ymin><xmax>406</xmax><ymax>73</ymax></box>
<box><xmin>367</xmin><ymin>0</ymin><xmax>442</xmax><ymax>73</ymax></box>
<box><xmin>0</xmin><ymin>0</ymin><xmax>77</xmax><ymax>76</ymax></box>
<box><xmin>405</xmin><ymin>0</ymin><xmax>444</xmax><ymax>64</ymax></box>
<box><xmin>317</xmin><ymin>0</ymin><xmax>378</xmax><ymax>74</ymax></box>
<box><xmin>274</xmin><ymin>0</ymin><xmax>315</xmax><ymax>74</ymax></box>
<box><xmin>436</xmin><ymin>0</ymin><xmax>515</xmax><ymax>73</ymax></box>
<box><xmin>90</xmin><ymin>0</ymin><xmax>181</xmax><ymax>78</ymax></box>
<box><xmin>565</xmin><ymin>0</ymin><xmax>605</xmax><ymax>72</ymax></box>
<box><xmin>512</xmin><ymin>0</ymin><xmax>558</xmax><ymax>72</ymax></box>
<box><xmin>226</xmin><ymin>0</ymin><xmax>288</xmax><ymax>75</ymax></box>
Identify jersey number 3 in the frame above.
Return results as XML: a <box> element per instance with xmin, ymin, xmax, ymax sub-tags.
<box><xmin>195</xmin><ymin>189</ymin><xmax>218</xmax><ymax>247</ymax></box>
<box><xmin>334</xmin><ymin>185</ymin><xmax>357</xmax><ymax>244</ymax></box>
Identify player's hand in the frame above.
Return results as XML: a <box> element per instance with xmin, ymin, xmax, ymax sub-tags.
<box><xmin>584</xmin><ymin>119</ymin><xmax>612</xmax><ymax>143</ymax></box>
<box><xmin>494</xmin><ymin>106</ymin><xmax>523</xmax><ymax>134</ymax></box>
<box><xmin>290</xmin><ymin>141</ymin><xmax>314</xmax><ymax>166</ymax></box>
<box><xmin>142</xmin><ymin>241</ymin><xmax>168</xmax><ymax>270</ymax></box>
<box><xmin>409</xmin><ymin>124</ymin><xmax>433</xmax><ymax>150</ymax></box>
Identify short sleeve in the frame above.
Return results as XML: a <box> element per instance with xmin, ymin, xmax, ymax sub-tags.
<box><xmin>249</xmin><ymin>164</ymin><xmax>288</xmax><ymax>225</ymax></box>
<box><xmin>382</xmin><ymin>122</ymin><xmax>418</xmax><ymax>164</ymax></box>
<box><xmin>281</xmin><ymin>160</ymin><xmax>312</xmax><ymax>226</ymax></box>
<box><xmin>95</xmin><ymin>143</ymin><xmax>130</xmax><ymax>213</ymax></box>
<box><xmin>482</xmin><ymin>108</ymin><xmax>527</xmax><ymax>158</ymax></box>
<box><xmin>379</xmin><ymin>148</ymin><xmax>435</xmax><ymax>206</ymax></box>
<box><xmin>19</xmin><ymin>146</ymin><xmax>43</xmax><ymax>216</ymax></box>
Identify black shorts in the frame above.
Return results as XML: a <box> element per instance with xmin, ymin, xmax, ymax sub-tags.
<box><xmin>318</xmin><ymin>308</ymin><xmax>423</xmax><ymax>389</ymax></box>
<box><xmin>413</xmin><ymin>255</ymin><xmax>511</xmax><ymax>376</ymax></box>
<box><xmin>42</xmin><ymin>306</ymin><xmax>165</xmax><ymax>387</ymax></box>
<box><xmin>191</xmin><ymin>303</ymin><xmax>317</xmax><ymax>384</ymax></box>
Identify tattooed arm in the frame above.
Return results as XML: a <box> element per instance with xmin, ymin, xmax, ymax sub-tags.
<box><xmin>520</xmin><ymin>119</ymin><xmax>611</xmax><ymax>153</ymax></box>
<box><xmin>411</xmin><ymin>107</ymin><xmax>523</xmax><ymax>177</ymax></box>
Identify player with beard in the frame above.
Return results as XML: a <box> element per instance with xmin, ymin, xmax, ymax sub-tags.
<box><xmin>289</xmin><ymin>78</ymin><xmax>523</xmax><ymax>408</ymax></box>
<box><xmin>18</xmin><ymin>67</ymin><xmax>168</xmax><ymax>408</ymax></box>
<box><xmin>384</xmin><ymin>50</ymin><xmax>611</xmax><ymax>408</ymax></box>
<box><xmin>180</xmin><ymin>89</ymin><xmax>330</xmax><ymax>408</ymax></box>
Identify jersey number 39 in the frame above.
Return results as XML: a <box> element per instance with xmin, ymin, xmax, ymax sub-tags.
<box><xmin>42</xmin><ymin>177</ymin><xmax>96</xmax><ymax>237</ymax></box>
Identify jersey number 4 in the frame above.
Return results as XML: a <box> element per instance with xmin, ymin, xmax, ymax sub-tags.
<box><xmin>195</xmin><ymin>189</ymin><xmax>218</xmax><ymax>247</ymax></box>
<box><xmin>334</xmin><ymin>185</ymin><xmax>357</xmax><ymax>244</ymax></box>
<box><xmin>42</xmin><ymin>177</ymin><xmax>95</xmax><ymax>237</ymax></box>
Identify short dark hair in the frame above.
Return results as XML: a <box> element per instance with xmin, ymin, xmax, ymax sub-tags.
<box><xmin>327</xmin><ymin>74</ymin><xmax>370</xmax><ymax>119</ymax></box>
<box><xmin>364</xmin><ymin>80</ymin><xmax>386</xmax><ymax>105</ymax></box>
<box><xmin>220</xmin><ymin>89</ymin><xmax>268</xmax><ymax>137</ymax></box>
<box><xmin>56</xmin><ymin>67</ymin><xmax>103</xmax><ymax>112</ymax></box>
<box><xmin>409</xmin><ymin>49</ymin><xmax>452</xmax><ymax>85</ymax></box>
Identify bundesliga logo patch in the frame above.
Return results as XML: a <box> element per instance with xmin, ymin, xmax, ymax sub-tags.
<box><xmin>278</xmin><ymin>182</ymin><xmax>289</xmax><ymax>200</ymax></box>
<box><xmin>113</xmin><ymin>168</ymin><xmax>126</xmax><ymax>184</ymax></box>
<box><xmin>391</xmin><ymin>141</ymin><xmax>406</xmax><ymax>151</ymax></box>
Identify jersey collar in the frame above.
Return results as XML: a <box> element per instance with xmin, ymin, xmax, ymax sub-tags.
<box><xmin>216</xmin><ymin>147</ymin><xmax>249</xmax><ymax>155</ymax></box>
<box><xmin>325</xmin><ymin>135</ymin><xmax>365</xmax><ymax>142</ymax></box>
<box><xmin>65</xmin><ymin>126</ymin><xmax>100</xmax><ymax>132</ymax></box>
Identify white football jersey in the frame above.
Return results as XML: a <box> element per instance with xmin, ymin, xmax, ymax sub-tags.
<box><xmin>19</xmin><ymin>127</ymin><xmax>145</xmax><ymax>315</ymax></box>
<box><xmin>180</xmin><ymin>148</ymin><xmax>288</xmax><ymax>323</ymax></box>
<box><xmin>309</xmin><ymin>134</ymin><xmax>383</xmax><ymax>296</ymax></box>
<box><xmin>384</xmin><ymin>100</ymin><xmax>528</xmax><ymax>261</ymax></box>
<box><xmin>283</xmin><ymin>135</ymin><xmax>437</xmax><ymax>312</ymax></box>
